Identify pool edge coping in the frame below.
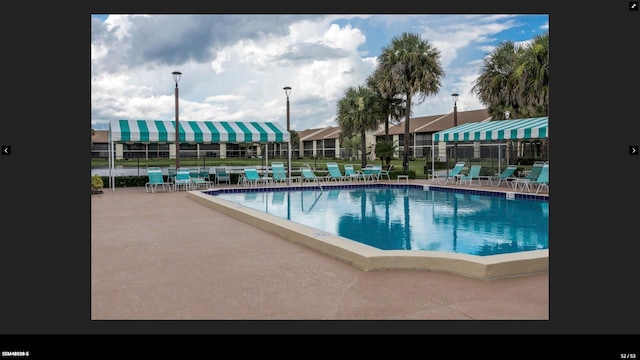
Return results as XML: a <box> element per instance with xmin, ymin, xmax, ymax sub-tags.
<box><xmin>187</xmin><ymin>184</ymin><xmax>548</xmax><ymax>280</ymax></box>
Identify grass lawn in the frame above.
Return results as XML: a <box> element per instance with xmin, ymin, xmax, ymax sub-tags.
<box><xmin>92</xmin><ymin>157</ymin><xmax>528</xmax><ymax>179</ymax></box>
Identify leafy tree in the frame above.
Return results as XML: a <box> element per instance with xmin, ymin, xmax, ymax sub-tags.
<box><xmin>288</xmin><ymin>129</ymin><xmax>300</xmax><ymax>158</ymax></box>
<box><xmin>373</xmin><ymin>32</ymin><xmax>444</xmax><ymax>172</ymax></box>
<box><xmin>373</xmin><ymin>140</ymin><xmax>398</xmax><ymax>168</ymax></box>
<box><xmin>340</xmin><ymin>134</ymin><xmax>361</xmax><ymax>161</ymax></box>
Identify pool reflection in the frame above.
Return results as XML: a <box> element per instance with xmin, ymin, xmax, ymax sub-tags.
<box><xmin>213</xmin><ymin>187</ymin><xmax>548</xmax><ymax>256</ymax></box>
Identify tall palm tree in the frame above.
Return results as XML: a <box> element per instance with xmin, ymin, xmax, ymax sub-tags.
<box><xmin>516</xmin><ymin>31</ymin><xmax>549</xmax><ymax>159</ymax></box>
<box><xmin>472</xmin><ymin>40</ymin><xmax>523</xmax><ymax>120</ymax></box>
<box><xmin>374</xmin><ymin>32</ymin><xmax>444</xmax><ymax>172</ymax></box>
<box><xmin>336</xmin><ymin>85</ymin><xmax>385</xmax><ymax>167</ymax></box>
<box><xmin>472</xmin><ymin>41</ymin><xmax>524</xmax><ymax>164</ymax></box>
<box><xmin>516</xmin><ymin>31</ymin><xmax>549</xmax><ymax>117</ymax></box>
<box><xmin>366</xmin><ymin>74</ymin><xmax>405</xmax><ymax>143</ymax></box>
<box><xmin>471</xmin><ymin>32</ymin><xmax>549</xmax><ymax>160</ymax></box>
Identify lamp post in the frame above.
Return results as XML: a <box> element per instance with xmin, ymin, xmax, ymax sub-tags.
<box><xmin>505</xmin><ymin>110</ymin><xmax>511</xmax><ymax>166</ymax></box>
<box><xmin>173</xmin><ymin>71</ymin><xmax>182</xmax><ymax>169</ymax></box>
<box><xmin>283</xmin><ymin>86</ymin><xmax>292</xmax><ymax>180</ymax></box>
<box><xmin>452</xmin><ymin>93</ymin><xmax>459</xmax><ymax>165</ymax></box>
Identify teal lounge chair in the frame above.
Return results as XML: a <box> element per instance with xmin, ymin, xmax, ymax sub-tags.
<box><xmin>190</xmin><ymin>167</ymin><xmax>213</xmax><ymax>189</ymax></box>
<box><xmin>271</xmin><ymin>162</ymin><xmax>289</xmax><ymax>184</ymax></box>
<box><xmin>528</xmin><ymin>163</ymin><xmax>549</xmax><ymax>193</ymax></box>
<box><xmin>301</xmin><ymin>164</ymin><xmax>321</xmax><ymax>182</ymax></box>
<box><xmin>167</xmin><ymin>167</ymin><xmax>177</xmax><ymax>183</ymax></box>
<box><xmin>344</xmin><ymin>164</ymin><xmax>364</xmax><ymax>182</ymax></box>
<box><xmin>199</xmin><ymin>167</ymin><xmax>211</xmax><ymax>182</ymax></box>
<box><xmin>326</xmin><ymin>162</ymin><xmax>346</xmax><ymax>182</ymax></box>
<box><xmin>491</xmin><ymin>165</ymin><xmax>518</xmax><ymax>187</ymax></box>
<box><xmin>243</xmin><ymin>168</ymin><xmax>268</xmax><ymax>187</ymax></box>
<box><xmin>145</xmin><ymin>167</ymin><xmax>173</xmax><ymax>193</ymax></box>
<box><xmin>438</xmin><ymin>161</ymin><xmax>466</xmax><ymax>184</ymax></box>
<box><xmin>174</xmin><ymin>167</ymin><xmax>192</xmax><ymax>191</ymax></box>
<box><xmin>459</xmin><ymin>165</ymin><xmax>482</xmax><ymax>186</ymax></box>
<box><xmin>512</xmin><ymin>161</ymin><xmax>545</xmax><ymax>191</ymax></box>
<box><xmin>214</xmin><ymin>167</ymin><xmax>231</xmax><ymax>185</ymax></box>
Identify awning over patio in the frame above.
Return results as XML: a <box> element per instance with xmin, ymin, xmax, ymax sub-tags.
<box><xmin>109</xmin><ymin>119</ymin><xmax>290</xmax><ymax>143</ymax></box>
<box><xmin>433</xmin><ymin>117</ymin><xmax>548</xmax><ymax>142</ymax></box>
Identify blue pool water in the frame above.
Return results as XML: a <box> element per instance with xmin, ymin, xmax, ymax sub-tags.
<box><xmin>208</xmin><ymin>185</ymin><xmax>548</xmax><ymax>256</ymax></box>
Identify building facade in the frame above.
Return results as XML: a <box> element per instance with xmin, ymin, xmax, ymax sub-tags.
<box><xmin>92</xmin><ymin>109</ymin><xmax>503</xmax><ymax>161</ymax></box>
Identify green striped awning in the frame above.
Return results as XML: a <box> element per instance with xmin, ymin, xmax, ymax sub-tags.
<box><xmin>109</xmin><ymin>119</ymin><xmax>290</xmax><ymax>143</ymax></box>
<box><xmin>433</xmin><ymin>117</ymin><xmax>548</xmax><ymax>142</ymax></box>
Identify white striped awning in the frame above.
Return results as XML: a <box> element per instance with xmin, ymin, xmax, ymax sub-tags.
<box><xmin>433</xmin><ymin>117</ymin><xmax>548</xmax><ymax>142</ymax></box>
<box><xmin>109</xmin><ymin>119</ymin><xmax>290</xmax><ymax>143</ymax></box>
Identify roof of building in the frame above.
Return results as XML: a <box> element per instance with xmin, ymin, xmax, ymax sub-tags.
<box><xmin>375</xmin><ymin>109</ymin><xmax>492</xmax><ymax>136</ymax></box>
<box><xmin>92</xmin><ymin>130</ymin><xmax>109</xmax><ymax>143</ymax></box>
<box><xmin>299</xmin><ymin>126</ymin><xmax>341</xmax><ymax>141</ymax></box>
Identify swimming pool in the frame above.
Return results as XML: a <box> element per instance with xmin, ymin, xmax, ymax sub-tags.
<box><xmin>188</xmin><ymin>183</ymin><xmax>549</xmax><ymax>279</ymax></box>
<box><xmin>207</xmin><ymin>186</ymin><xmax>547</xmax><ymax>256</ymax></box>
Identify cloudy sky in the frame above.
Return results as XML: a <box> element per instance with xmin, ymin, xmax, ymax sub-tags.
<box><xmin>91</xmin><ymin>14</ymin><xmax>549</xmax><ymax>132</ymax></box>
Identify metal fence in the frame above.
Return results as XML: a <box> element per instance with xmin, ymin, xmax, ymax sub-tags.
<box><xmin>92</xmin><ymin>140</ymin><xmax>548</xmax><ymax>179</ymax></box>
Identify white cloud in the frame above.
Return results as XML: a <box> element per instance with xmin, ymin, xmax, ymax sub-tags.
<box><xmin>91</xmin><ymin>14</ymin><xmax>548</xmax><ymax>131</ymax></box>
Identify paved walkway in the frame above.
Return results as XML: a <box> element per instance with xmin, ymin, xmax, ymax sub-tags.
<box><xmin>91</xmin><ymin>180</ymin><xmax>548</xmax><ymax>321</ymax></box>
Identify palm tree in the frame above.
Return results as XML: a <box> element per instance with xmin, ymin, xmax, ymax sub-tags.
<box><xmin>472</xmin><ymin>41</ymin><xmax>524</xmax><ymax>164</ymax></box>
<box><xmin>471</xmin><ymin>32</ymin><xmax>549</xmax><ymax>160</ymax></box>
<box><xmin>472</xmin><ymin>32</ymin><xmax>549</xmax><ymax>118</ymax></box>
<box><xmin>516</xmin><ymin>31</ymin><xmax>549</xmax><ymax>117</ymax></box>
<box><xmin>373</xmin><ymin>140</ymin><xmax>398</xmax><ymax>168</ymax></box>
<box><xmin>472</xmin><ymin>40</ymin><xmax>523</xmax><ymax>119</ymax></box>
<box><xmin>373</xmin><ymin>32</ymin><xmax>444</xmax><ymax>172</ymax></box>
<box><xmin>517</xmin><ymin>31</ymin><xmax>549</xmax><ymax>159</ymax></box>
<box><xmin>336</xmin><ymin>85</ymin><xmax>385</xmax><ymax>167</ymax></box>
<box><xmin>366</xmin><ymin>74</ymin><xmax>404</xmax><ymax>143</ymax></box>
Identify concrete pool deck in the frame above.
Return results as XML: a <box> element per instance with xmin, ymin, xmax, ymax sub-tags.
<box><xmin>91</xmin><ymin>179</ymin><xmax>548</xmax><ymax>320</ymax></box>
<box><xmin>189</xmin><ymin>183</ymin><xmax>548</xmax><ymax>280</ymax></box>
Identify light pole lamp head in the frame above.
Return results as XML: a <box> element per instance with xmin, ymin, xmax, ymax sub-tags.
<box><xmin>172</xmin><ymin>71</ymin><xmax>182</xmax><ymax>86</ymax></box>
<box><xmin>451</xmin><ymin>93</ymin><xmax>459</xmax><ymax>105</ymax></box>
<box><xmin>283</xmin><ymin>86</ymin><xmax>291</xmax><ymax>99</ymax></box>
